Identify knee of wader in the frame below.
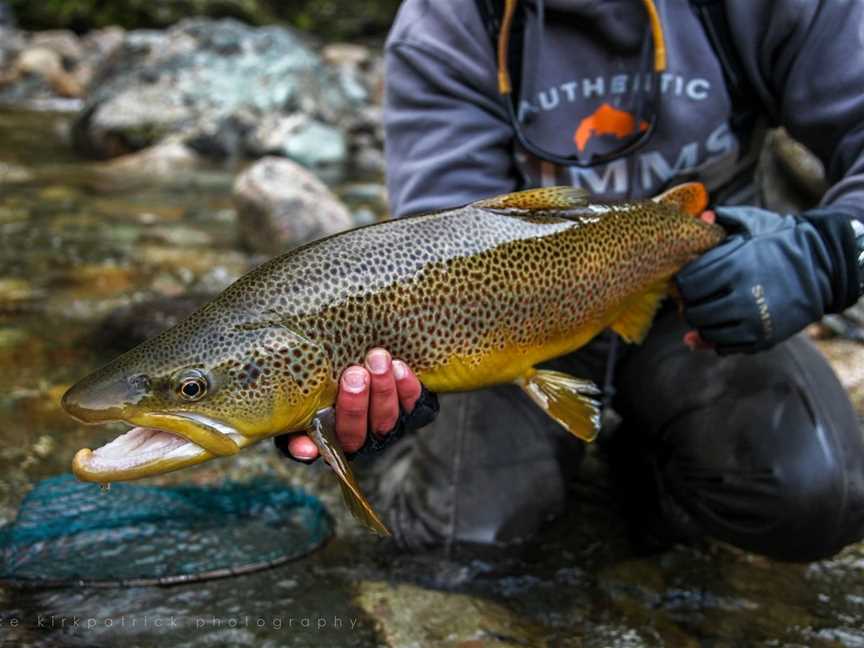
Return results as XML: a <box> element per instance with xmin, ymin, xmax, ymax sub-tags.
<box><xmin>657</xmin><ymin>383</ymin><xmax>864</xmax><ymax>562</ymax></box>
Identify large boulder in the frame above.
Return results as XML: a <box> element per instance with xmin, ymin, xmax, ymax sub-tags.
<box><xmin>233</xmin><ymin>156</ymin><xmax>353</xmax><ymax>255</ymax></box>
<box><xmin>72</xmin><ymin>18</ymin><xmax>357</xmax><ymax>162</ymax></box>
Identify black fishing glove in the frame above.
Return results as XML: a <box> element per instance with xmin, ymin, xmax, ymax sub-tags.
<box><xmin>346</xmin><ymin>385</ymin><xmax>439</xmax><ymax>459</ymax></box>
<box><xmin>274</xmin><ymin>386</ymin><xmax>439</xmax><ymax>463</ymax></box>
<box><xmin>676</xmin><ymin>205</ymin><xmax>861</xmax><ymax>355</ymax></box>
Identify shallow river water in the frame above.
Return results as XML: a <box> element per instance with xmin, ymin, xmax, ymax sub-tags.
<box><xmin>1</xmin><ymin>107</ymin><xmax>863</xmax><ymax>647</ymax></box>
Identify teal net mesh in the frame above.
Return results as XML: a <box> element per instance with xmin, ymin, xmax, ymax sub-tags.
<box><xmin>0</xmin><ymin>474</ymin><xmax>332</xmax><ymax>587</ymax></box>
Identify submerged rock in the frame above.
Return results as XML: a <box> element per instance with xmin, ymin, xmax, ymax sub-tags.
<box><xmin>73</xmin><ymin>18</ymin><xmax>357</xmax><ymax>160</ymax></box>
<box><xmin>93</xmin><ymin>294</ymin><xmax>212</xmax><ymax>353</ymax></box>
<box><xmin>88</xmin><ymin>139</ymin><xmax>209</xmax><ymax>189</ymax></box>
<box><xmin>355</xmin><ymin>581</ymin><xmax>548</xmax><ymax>647</ymax></box>
<box><xmin>233</xmin><ymin>156</ymin><xmax>353</xmax><ymax>255</ymax></box>
<box><xmin>0</xmin><ymin>161</ymin><xmax>34</xmax><ymax>184</ymax></box>
<box><xmin>0</xmin><ymin>277</ymin><xmax>41</xmax><ymax>314</ymax></box>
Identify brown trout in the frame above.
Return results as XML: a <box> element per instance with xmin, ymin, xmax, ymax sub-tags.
<box><xmin>62</xmin><ymin>182</ymin><xmax>724</xmax><ymax>535</ymax></box>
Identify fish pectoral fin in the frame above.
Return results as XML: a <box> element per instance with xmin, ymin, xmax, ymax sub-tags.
<box><xmin>474</xmin><ymin>186</ymin><xmax>589</xmax><ymax>218</ymax></box>
<box><xmin>306</xmin><ymin>409</ymin><xmax>390</xmax><ymax>537</ymax></box>
<box><xmin>517</xmin><ymin>369</ymin><xmax>602</xmax><ymax>442</ymax></box>
<box><xmin>609</xmin><ymin>280</ymin><xmax>669</xmax><ymax>344</ymax></box>
<box><xmin>652</xmin><ymin>181</ymin><xmax>708</xmax><ymax>216</ymax></box>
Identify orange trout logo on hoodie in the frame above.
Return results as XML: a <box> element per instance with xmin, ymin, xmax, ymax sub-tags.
<box><xmin>574</xmin><ymin>103</ymin><xmax>649</xmax><ymax>152</ymax></box>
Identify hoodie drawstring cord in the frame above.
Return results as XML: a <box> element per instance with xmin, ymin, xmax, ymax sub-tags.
<box><xmin>497</xmin><ymin>0</ymin><xmax>668</xmax><ymax>96</ymax></box>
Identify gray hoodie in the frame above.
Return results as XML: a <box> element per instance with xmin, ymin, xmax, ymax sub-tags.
<box><xmin>384</xmin><ymin>0</ymin><xmax>864</xmax><ymax>219</ymax></box>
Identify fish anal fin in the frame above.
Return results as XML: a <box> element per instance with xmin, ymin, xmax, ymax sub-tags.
<box><xmin>610</xmin><ymin>281</ymin><xmax>668</xmax><ymax>344</ymax></box>
<box><xmin>306</xmin><ymin>409</ymin><xmax>390</xmax><ymax>537</ymax></box>
<box><xmin>653</xmin><ymin>182</ymin><xmax>708</xmax><ymax>216</ymax></box>
<box><xmin>475</xmin><ymin>186</ymin><xmax>589</xmax><ymax>212</ymax></box>
<box><xmin>517</xmin><ymin>369</ymin><xmax>602</xmax><ymax>442</ymax></box>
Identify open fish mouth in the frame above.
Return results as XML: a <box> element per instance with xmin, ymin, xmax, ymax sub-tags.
<box><xmin>72</xmin><ymin>413</ymin><xmax>246</xmax><ymax>482</ymax></box>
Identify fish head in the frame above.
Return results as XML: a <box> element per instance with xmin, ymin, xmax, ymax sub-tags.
<box><xmin>651</xmin><ymin>181</ymin><xmax>726</xmax><ymax>257</ymax></box>
<box><xmin>62</xmin><ymin>309</ymin><xmax>334</xmax><ymax>482</ymax></box>
<box><xmin>665</xmin><ymin>207</ymin><xmax>727</xmax><ymax>258</ymax></box>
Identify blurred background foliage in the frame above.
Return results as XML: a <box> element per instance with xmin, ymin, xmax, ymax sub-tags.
<box><xmin>7</xmin><ymin>0</ymin><xmax>402</xmax><ymax>40</ymax></box>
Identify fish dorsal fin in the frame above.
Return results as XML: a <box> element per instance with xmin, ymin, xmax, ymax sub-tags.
<box><xmin>652</xmin><ymin>182</ymin><xmax>708</xmax><ymax>216</ymax></box>
<box><xmin>475</xmin><ymin>186</ymin><xmax>590</xmax><ymax>213</ymax></box>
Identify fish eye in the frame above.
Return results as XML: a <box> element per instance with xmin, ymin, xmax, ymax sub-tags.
<box><xmin>175</xmin><ymin>370</ymin><xmax>209</xmax><ymax>402</ymax></box>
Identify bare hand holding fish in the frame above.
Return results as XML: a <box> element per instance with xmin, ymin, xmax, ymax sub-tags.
<box><xmin>277</xmin><ymin>348</ymin><xmax>423</xmax><ymax>461</ymax></box>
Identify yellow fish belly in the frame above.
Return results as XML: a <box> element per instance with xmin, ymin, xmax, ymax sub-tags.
<box><xmin>418</xmin><ymin>319</ymin><xmax>608</xmax><ymax>393</ymax></box>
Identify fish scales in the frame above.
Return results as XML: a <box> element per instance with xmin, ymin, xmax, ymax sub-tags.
<box><xmin>210</xmin><ymin>200</ymin><xmax>713</xmax><ymax>390</ymax></box>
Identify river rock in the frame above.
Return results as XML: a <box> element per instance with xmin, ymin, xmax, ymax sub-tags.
<box><xmin>93</xmin><ymin>294</ymin><xmax>212</xmax><ymax>353</ymax></box>
<box><xmin>88</xmin><ymin>139</ymin><xmax>208</xmax><ymax>189</ymax></box>
<box><xmin>0</xmin><ymin>27</ymin><xmax>26</xmax><ymax>80</ymax></box>
<box><xmin>29</xmin><ymin>30</ymin><xmax>84</xmax><ymax>64</ymax></box>
<box><xmin>758</xmin><ymin>128</ymin><xmax>827</xmax><ymax>214</ymax></box>
<box><xmin>0</xmin><ymin>161</ymin><xmax>34</xmax><ymax>184</ymax></box>
<box><xmin>14</xmin><ymin>46</ymin><xmax>84</xmax><ymax>97</ymax></box>
<box><xmin>352</xmin><ymin>132</ymin><xmax>386</xmax><ymax>177</ymax></box>
<box><xmin>322</xmin><ymin>42</ymin><xmax>371</xmax><ymax>105</ymax></box>
<box><xmin>772</xmin><ymin>128</ymin><xmax>827</xmax><ymax>200</ymax></box>
<box><xmin>74</xmin><ymin>27</ymin><xmax>125</xmax><ymax>91</ymax></box>
<box><xmin>345</xmin><ymin>104</ymin><xmax>385</xmax><ymax>178</ymax></box>
<box><xmin>0</xmin><ymin>26</ymin><xmax>124</xmax><ymax>105</ymax></box>
<box><xmin>81</xmin><ymin>26</ymin><xmax>125</xmax><ymax>64</ymax></box>
<box><xmin>72</xmin><ymin>18</ymin><xmax>356</xmax><ymax>159</ymax></box>
<box><xmin>233</xmin><ymin>156</ymin><xmax>353</xmax><ymax>254</ymax></box>
<box><xmin>354</xmin><ymin>581</ymin><xmax>547</xmax><ymax>648</ymax></box>
<box><xmin>244</xmin><ymin>113</ymin><xmax>347</xmax><ymax>172</ymax></box>
<box><xmin>0</xmin><ymin>28</ymin><xmax>104</xmax><ymax>103</ymax></box>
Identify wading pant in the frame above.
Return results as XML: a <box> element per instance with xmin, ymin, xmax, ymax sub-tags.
<box><xmin>374</xmin><ymin>308</ymin><xmax>864</xmax><ymax>561</ymax></box>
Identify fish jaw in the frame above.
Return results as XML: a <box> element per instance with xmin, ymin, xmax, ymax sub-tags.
<box><xmin>72</xmin><ymin>427</ymin><xmax>216</xmax><ymax>482</ymax></box>
<box><xmin>70</xmin><ymin>412</ymin><xmax>257</xmax><ymax>483</ymax></box>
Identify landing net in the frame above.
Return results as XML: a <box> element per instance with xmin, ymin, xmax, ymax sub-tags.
<box><xmin>0</xmin><ymin>474</ymin><xmax>332</xmax><ymax>588</ymax></box>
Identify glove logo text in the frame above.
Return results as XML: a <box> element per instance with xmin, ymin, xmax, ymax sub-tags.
<box><xmin>752</xmin><ymin>284</ymin><xmax>774</xmax><ymax>341</ymax></box>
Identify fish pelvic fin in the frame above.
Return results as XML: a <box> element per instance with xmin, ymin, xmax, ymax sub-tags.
<box><xmin>653</xmin><ymin>182</ymin><xmax>708</xmax><ymax>216</ymax></box>
<box><xmin>306</xmin><ymin>409</ymin><xmax>390</xmax><ymax>537</ymax></box>
<box><xmin>475</xmin><ymin>186</ymin><xmax>589</xmax><ymax>213</ymax></box>
<box><xmin>517</xmin><ymin>369</ymin><xmax>602</xmax><ymax>442</ymax></box>
<box><xmin>610</xmin><ymin>280</ymin><xmax>669</xmax><ymax>344</ymax></box>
